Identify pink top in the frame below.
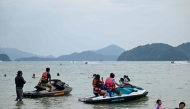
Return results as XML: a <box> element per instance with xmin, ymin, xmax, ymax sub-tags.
<box><xmin>156</xmin><ymin>105</ymin><xmax>162</xmax><ymax>109</ymax></box>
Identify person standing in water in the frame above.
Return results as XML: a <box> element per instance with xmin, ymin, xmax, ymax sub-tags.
<box><xmin>15</xmin><ymin>71</ymin><xmax>26</xmax><ymax>101</ymax></box>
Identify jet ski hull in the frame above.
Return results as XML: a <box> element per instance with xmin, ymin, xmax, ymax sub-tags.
<box><xmin>23</xmin><ymin>79</ymin><xmax>72</xmax><ymax>98</ymax></box>
<box><xmin>23</xmin><ymin>87</ymin><xmax>72</xmax><ymax>98</ymax></box>
<box><xmin>79</xmin><ymin>85</ymin><xmax>148</xmax><ymax>103</ymax></box>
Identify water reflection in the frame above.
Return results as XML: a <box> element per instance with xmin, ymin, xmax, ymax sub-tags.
<box><xmin>39</xmin><ymin>97</ymin><xmax>52</xmax><ymax>108</ymax></box>
<box><xmin>15</xmin><ymin>101</ymin><xmax>24</xmax><ymax>109</ymax></box>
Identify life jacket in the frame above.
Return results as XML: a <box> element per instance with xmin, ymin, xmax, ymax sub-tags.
<box><xmin>93</xmin><ymin>79</ymin><xmax>104</xmax><ymax>94</ymax></box>
<box><xmin>41</xmin><ymin>72</ymin><xmax>48</xmax><ymax>83</ymax></box>
<box><xmin>105</xmin><ymin>77</ymin><xmax>115</xmax><ymax>90</ymax></box>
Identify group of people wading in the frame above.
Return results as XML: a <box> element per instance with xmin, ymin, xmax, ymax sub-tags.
<box><xmin>92</xmin><ymin>73</ymin><xmax>130</xmax><ymax>98</ymax></box>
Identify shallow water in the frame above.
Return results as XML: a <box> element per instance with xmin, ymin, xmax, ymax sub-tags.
<box><xmin>0</xmin><ymin>61</ymin><xmax>190</xmax><ymax>109</ymax></box>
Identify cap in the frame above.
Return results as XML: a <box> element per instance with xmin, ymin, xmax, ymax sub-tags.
<box><xmin>17</xmin><ymin>71</ymin><xmax>22</xmax><ymax>75</ymax></box>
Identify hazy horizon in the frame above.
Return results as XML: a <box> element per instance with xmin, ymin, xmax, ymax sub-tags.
<box><xmin>0</xmin><ymin>0</ymin><xmax>190</xmax><ymax>57</ymax></box>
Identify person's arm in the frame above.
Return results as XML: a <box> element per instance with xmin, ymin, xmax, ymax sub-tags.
<box><xmin>124</xmin><ymin>82</ymin><xmax>128</xmax><ymax>85</ymax></box>
<box><xmin>38</xmin><ymin>78</ymin><xmax>42</xmax><ymax>85</ymax></box>
<box><xmin>101</xmin><ymin>77</ymin><xmax>104</xmax><ymax>84</ymax></box>
<box><xmin>113</xmin><ymin>79</ymin><xmax>121</xmax><ymax>87</ymax></box>
<box><xmin>21</xmin><ymin>77</ymin><xmax>26</xmax><ymax>84</ymax></box>
<box><xmin>128</xmin><ymin>78</ymin><xmax>130</xmax><ymax>81</ymax></box>
<box><xmin>93</xmin><ymin>79</ymin><xmax>97</xmax><ymax>88</ymax></box>
<box><xmin>48</xmin><ymin>74</ymin><xmax>51</xmax><ymax>82</ymax></box>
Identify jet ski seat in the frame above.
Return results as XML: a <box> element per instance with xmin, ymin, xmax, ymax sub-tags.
<box><xmin>54</xmin><ymin>81</ymin><xmax>65</xmax><ymax>90</ymax></box>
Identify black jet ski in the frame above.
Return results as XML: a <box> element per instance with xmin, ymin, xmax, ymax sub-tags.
<box><xmin>78</xmin><ymin>85</ymin><xmax>148</xmax><ymax>103</ymax></box>
<box><xmin>24</xmin><ymin>79</ymin><xmax>72</xmax><ymax>98</ymax></box>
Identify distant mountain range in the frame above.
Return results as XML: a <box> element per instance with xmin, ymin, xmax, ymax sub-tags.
<box><xmin>2</xmin><ymin>43</ymin><xmax>189</xmax><ymax>61</ymax></box>
<box><xmin>94</xmin><ymin>45</ymin><xmax>125</xmax><ymax>56</ymax></box>
<box><xmin>10</xmin><ymin>45</ymin><xmax>125</xmax><ymax>61</ymax></box>
<box><xmin>118</xmin><ymin>42</ymin><xmax>190</xmax><ymax>61</ymax></box>
<box><xmin>0</xmin><ymin>48</ymin><xmax>37</xmax><ymax>60</ymax></box>
<box><xmin>0</xmin><ymin>48</ymin><xmax>55</xmax><ymax>61</ymax></box>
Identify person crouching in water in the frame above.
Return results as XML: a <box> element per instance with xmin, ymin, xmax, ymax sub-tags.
<box><xmin>32</xmin><ymin>74</ymin><xmax>35</xmax><ymax>78</ymax></box>
<box><xmin>105</xmin><ymin>73</ymin><xmax>122</xmax><ymax>96</ymax></box>
<box><xmin>38</xmin><ymin>68</ymin><xmax>53</xmax><ymax>92</ymax></box>
<box><xmin>93</xmin><ymin>74</ymin><xmax>107</xmax><ymax>98</ymax></box>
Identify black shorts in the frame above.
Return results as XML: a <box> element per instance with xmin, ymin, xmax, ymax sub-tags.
<box><xmin>111</xmin><ymin>89</ymin><xmax>120</xmax><ymax>95</ymax></box>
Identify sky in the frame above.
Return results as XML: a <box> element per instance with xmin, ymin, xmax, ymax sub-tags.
<box><xmin>0</xmin><ymin>0</ymin><xmax>190</xmax><ymax>57</ymax></box>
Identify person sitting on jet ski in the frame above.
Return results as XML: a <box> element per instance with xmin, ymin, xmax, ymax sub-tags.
<box><xmin>124</xmin><ymin>75</ymin><xmax>130</xmax><ymax>82</ymax></box>
<box><xmin>119</xmin><ymin>78</ymin><xmax>129</xmax><ymax>87</ymax></box>
<box><xmin>105</xmin><ymin>73</ymin><xmax>122</xmax><ymax>96</ymax></box>
<box><xmin>93</xmin><ymin>74</ymin><xmax>107</xmax><ymax>98</ymax></box>
<box><xmin>38</xmin><ymin>67</ymin><xmax>53</xmax><ymax>92</ymax></box>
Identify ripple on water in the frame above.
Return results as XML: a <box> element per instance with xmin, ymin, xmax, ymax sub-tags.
<box><xmin>177</xmin><ymin>87</ymin><xmax>183</xmax><ymax>89</ymax></box>
<box><xmin>146</xmin><ymin>82</ymin><xmax>152</xmax><ymax>84</ymax></box>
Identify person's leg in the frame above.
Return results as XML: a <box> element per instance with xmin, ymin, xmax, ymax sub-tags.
<box><xmin>100</xmin><ymin>90</ymin><xmax>107</xmax><ymax>98</ymax></box>
<box><xmin>15</xmin><ymin>88</ymin><xmax>19</xmax><ymax>101</ymax></box>
<box><xmin>46</xmin><ymin>82</ymin><xmax>53</xmax><ymax>92</ymax></box>
<box><xmin>112</xmin><ymin>89</ymin><xmax>122</xmax><ymax>96</ymax></box>
<box><xmin>17</xmin><ymin>88</ymin><xmax>23</xmax><ymax>101</ymax></box>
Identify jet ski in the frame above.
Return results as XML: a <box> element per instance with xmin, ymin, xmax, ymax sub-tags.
<box><xmin>23</xmin><ymin>79</ymin><xmax>72</xmax><ymax>98</ymax></box>
<box><xmin>78</xmin><ymin>84</ymin><xmax>148</xmax><ymax>103</ymax></box>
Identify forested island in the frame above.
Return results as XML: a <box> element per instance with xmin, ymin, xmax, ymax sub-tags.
<box><xmin>0</xmin><ymin>54</ymin><xmax>11</xmax><ymax>61</ymax></box>
<box><xmin>118</xmin><ymin>43</ymin><xmax>190</xmax><ymax>61</ymax></box>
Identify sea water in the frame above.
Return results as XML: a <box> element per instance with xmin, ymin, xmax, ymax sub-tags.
<box><xmin>0</xmin><ymin>61</ymin><xmax>190</xmax><ymax>109</ymax></box>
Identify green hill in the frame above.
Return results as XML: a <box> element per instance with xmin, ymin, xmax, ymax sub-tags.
<box><xmin>94</xmin><ymin>45</ymin><xmax>125</xmax><ymax>56</ymax></box>
<box><xmin>176</xmin><ymin>42</ymin><xmax>190</xmax><ymax>59</ymax></box>
<box><xmin>0</xmin><ymin>54</ymin><xmax>11</xmax><ymax>61</ymax></box>
<box><xmin>117</xmin><ymin>43</ymin><xmax>189</xmax><ymax>61</ymax></box>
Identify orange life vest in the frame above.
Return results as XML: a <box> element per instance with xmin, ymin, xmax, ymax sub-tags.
<box><xmin>93</xmin><ymin>79</ymin><xmax>104</xmax><ymax>93</ymax></box>
<box><xmin>41</xmin><ymin>72</ymin><xmax>48</xmax><ymax>82</ymax></box>
<box><xmin>105</xmin><ymin>77</ymin><xmax>115</xmax><ymax>90</ymax></box>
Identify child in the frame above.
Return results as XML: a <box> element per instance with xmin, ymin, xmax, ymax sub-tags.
<box><xmin>156</xmin><ymin>99</ymin><xmax>163</xmax><ymax>109</ymax></box>
<box><xmin>119</xmin><ymin>78</ymin><xmax>129</xmax><ymax>87</ymax></box>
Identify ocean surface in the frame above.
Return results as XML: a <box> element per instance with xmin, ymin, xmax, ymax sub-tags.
<box><xmin>0</xmin><ymin>61</ymin><xmax>190</xmax><ymax>109</ymax></box>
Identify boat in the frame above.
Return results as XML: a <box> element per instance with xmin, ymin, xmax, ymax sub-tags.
<box><xmin>78</xmin><ymin>84</ymin><xmax>148</xmax><ymax>103</ymax></box>
<box><xmin>23</xmin><ymin>79</ymin><xmax>72</xmax><ymax>98</ymax></box>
